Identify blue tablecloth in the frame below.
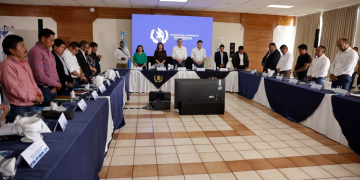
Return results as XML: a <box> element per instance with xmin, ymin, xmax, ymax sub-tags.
<box><xmin>140</xmin><ymin>70</ymin><xmax>178</xmax><ymax>89</ymax></box>
<box><xmin>236</xmin><ymin>70</ymin><xmax>262</xmax><ymax>99</ymax></box>
<box><xmin>195</xmin><ymin>70</ymin><xmax>230</xmax><ymax>79</ymax></box>
<box><xmin>0</xmin><ymin>98</ymin><xmax>109</xmax><ymax>180</ymax></box>
<box><xmin>100</xmin><ymin>77</ymin><xmax>126</xmax><ymax>129</ymax></box>
<box><xmin>113</xmin><ymin>69</ymin><xmax>130</xmax><ymax>100</ymax></box>
<box><xmin>332</xmin><ymin>95</ymin><xmax>360</xmax><ymax>154</ymax></box>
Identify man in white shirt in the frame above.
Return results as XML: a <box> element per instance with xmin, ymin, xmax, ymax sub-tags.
<box><xmin>62</xmin><ymin>42</ymin><xmax>85</xmax><ymax>87</ymax></box>
<box><xmin>276</xmin><ymin>45</ymin><xmax>293</xmax><ymax>78</ymax></box>
<box><xmin>307</xmin><ymin>46</ymin><xmax>330</xmax><ymax>85</ymax></box>
<box><xmin>172</xmin><ymin>38</ymin><xmax>187</xmax><ymax>67</ymax></box>
<box><xmin>191</xmin><ymin>40</ymin><xmax>206</xmax><ymax>68</ymax></box>
<box><xmin>330</xmin><ymin>38</ymin><xmax>359</xmax><ymax>90</ymax></box>
<box><xmin>114</xmin><ymin>41</ymin><xmax>131</xmax><ymax>69</ymax></box>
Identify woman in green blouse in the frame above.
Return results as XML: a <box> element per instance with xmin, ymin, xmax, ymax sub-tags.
<box><xmin>133</xmin><ymin>45</ymin><xmax>148</xmax><ymax>69</ymax></box>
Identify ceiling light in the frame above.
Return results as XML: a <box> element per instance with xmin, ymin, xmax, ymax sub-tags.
<box><xmin>267</xmin><ymin>5</ymin><xmax>294</xmax><ymax>8</ymax></box>
<box><xmin>159</xmin><ymin>0</ymin><xmax>188</xmax><ymax>2</ymax></box>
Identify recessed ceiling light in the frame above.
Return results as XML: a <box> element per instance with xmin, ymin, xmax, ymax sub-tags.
<box><xmin>159</xmin><ymin>0</ymin><xmax>188</xmax><ymax>2</ymax></box>
<box><xmin>267</xmin><ymin>5</ymin><xmax>294</xmax><ymax>8</ymax></box>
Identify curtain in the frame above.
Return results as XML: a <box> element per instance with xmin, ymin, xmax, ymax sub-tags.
<box><xmin>320</xmin><ymin>5</ymin><xmax>359</xmax><ymax>63</ymax></box>
<box><xmin>293</xmin><ymin>13</ymin><xmax>321</xmax><ymax>69</ymax></box>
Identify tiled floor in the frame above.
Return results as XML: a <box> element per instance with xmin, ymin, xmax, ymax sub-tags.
<box><xmin>99</xmin><ymin>93</ymin><xmax>360</xmax><ymax>180</ymax></box>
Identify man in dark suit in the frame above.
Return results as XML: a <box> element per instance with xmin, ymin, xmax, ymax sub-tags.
<box><xmin>52</xmin><ymin>39</ymin><xmax>74</xmax><ymax>95</ymax></box>
<box><xmin>262</xmin><ymin>43</ymin><xmax>281</xmax><ymax>72</ymax></box>
<box><xmin>76</xmin><ymin>40</ymin><xmax>91</xmax><ymax>81</ymax></box>
<box><xmin>214</xmin><ymin>45</ymin><xmax>228</xmax><ymax>68</ymax></box>
<box><xmin>232</xmin><ymin>46</ymin><xmax>249</xmax><ymax>70</ymax></box>
<box><xmin>90</xmin><ymin>42</ymin><xmax>101</xmax><ymax>76</ymax></box>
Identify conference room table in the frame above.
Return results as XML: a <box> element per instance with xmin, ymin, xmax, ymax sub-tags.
<box><xmin>235</xmin><ymin>70</ymin><xmax>360</xmax><ymax>154</ymax></box>
<box><xmin>128</xmin><ymin>69</ymin><xmax>239</xmax><ymax>93</ymax></box>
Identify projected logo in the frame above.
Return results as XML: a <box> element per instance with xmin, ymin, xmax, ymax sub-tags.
<box><xmin>150</xmin><ymin>28</ymin><xmax>169</xmax><ymax>44</ymax></box>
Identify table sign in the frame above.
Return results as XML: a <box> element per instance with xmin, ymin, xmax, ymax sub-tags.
<box><xmin>98</xmin><ymin>84</ymin><xmax>106</xmax><ymax>93</ymax></box>
<box><xmin>115</xmin><ymin>71</ymin><xmax>120</xmax><ymax>78</ymax></box>
<box><xmin>289</xmin><ymin>79</ymin><xmax>298</xmax><ymax>85</ymax></box>
<box><xmin>196</xmin><ymin>68</ymin><xmax>205</xmax><ymax>71</ymax></box>
<box><xmin>220</xmin><ymin>68</ymin><xmax>228</xmax><ymax>72</ymax></box>
<box><xmin>157</xmin><ymin>67</ymin><xmax>166</xmax><ymax>71</ymax></box>
<box><xmin>178</xmin><ymin>67</ymin><xmax>186</xmax><ymax>71</ymax></box>
<box><xmin>335</xmin><ymin>88</ymin><xmax>348</xmax><ymax>96</ymax></box>
<box><xmin>310</xmin><ymin>84</ymin><xmax>323</xmax><ymax>90</ymax></box>
<box><xmin>262</xmin><ymin>73</ymin><xmax>268</xmax><ymax>77</ymax></box>
<box><xmin>134</xmin><ymin>67</ymin><xmax>142</xmax><ymax>71</ymax></box>
<box><xmin>106</xmin><ymin>80</ymin><xmax>111</xmax><ymax>86</ymax></box>
<box><xmin>250</xmin><ymin>70</ymin><xmax>256</xmax><ymax>75</ymax></box>
<box><xmin>21</xmin><ymin>139</ymin><xmax>49</xmax><ymax>168</ymax></box>
<box><xmin>76</xmin><ymin>99</ymin><xmax>87</xmax><ymax>111</ymax></box>
<box><xmin>323</xmin><ymin>81</ymin><xmax>332</xmax><ymax>90</ymax></box>
<box><xmin>276</xmin><ymin>76</ymin><xmax>283</xmax><ymax>81</ymax></box>
<box><xmin>58</xmin><ymin>113</ymin><xmax>68</xmax><ymax>131</ymax></box>
<box><xmin>91</xmin><ymin>90</ymin><xmax>99</xmax><ymax>100</ymax></box>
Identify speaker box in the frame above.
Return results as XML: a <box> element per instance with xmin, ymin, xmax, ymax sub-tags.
<box><xmin>314</xmin><ymin>29</ymin><xmax>320</xmax><ymax>48</ymax></box>
<box><xmin>38</xmin><ymin>19</ymin><xmax>43</xmax><ymax>34</ymax></box>
<box><xmin>230</xmin><ymin>43</ymin><xmax>235</xmax><ymax>58</ymax></box>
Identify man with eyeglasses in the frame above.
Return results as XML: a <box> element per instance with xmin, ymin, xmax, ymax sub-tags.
<box><xmin>76</xmin><ymin>40</ymin><xmax>91</xmax><ymax>81</ymax></box>
<box><xmin>330</xmin><ymin>38</ymin><xmax>359</xmax><ymax>90</ymax></box>
<box><xmin>62</xmin><ymin>42</ymin><xmax>85</xmax><ymax>87</ymax></box>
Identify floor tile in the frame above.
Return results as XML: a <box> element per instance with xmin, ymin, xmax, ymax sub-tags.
<box><xmin>191</xmin><ymin>138</ymin><xmax>211</xmax><ymax>145</ymax></box>
<box><xmin>107</xmin><ymin>165</ymin><xmax>133</xmax><ymax>178</ymax></box>
<box><xmin>118</xmin><ymin>133</ymin><xmax>137</xmax><ymax>140</ymax></box>
<box><xmin>213</xmin><ymin>144</ymin><xmax>237</xmax><ymax>152</ymax></box>
<box><xmin>173</xmin><ymin>138</ymin><xmax>193</xmax><ymax>145</ymax></box>
<box><xmin>181</xmin><ymin>163</ymin><xmax>207</xmax><ymax>175</ymax></box>
<box><xmin>306</xmin><ymin>155</ymin><xmax>336</xmax><ymax>165</ymax></box>
<box><xmin>134</xmin><ymin>155</ymin><xmax>157</xmax><ymax>165</ymax></box>
<box><xmin>116</xmin><ymin>140</ymin><xmax>136</xmax><ymax>147</ymax></box>
<box><xmin>99</xmin><ymin>166</ymin><xmax>108</xmax><ymax>179</ymax></box>
<box><xmin>219</xmin><ymin>151</ymin><xmax>244</xmax><ymax>161</ymax></box>
<box><xmin>267</xmin><ymin>141</ymin><xmax>290</xmax><ymax>149</ymax></box>
<box><xmin>194</xmin><ymin>145</ymin><xmax>217</xmax><ymax>153</ymax></box>
<box><xmin>232</xmin><ymin>142</ymin><xmax>255</xmax><ymax>151</ymax></box>
<box><xmin>199</xmin><ymin>152</ymin><xmax>223</xmax><ymax>162</ymax></box>
<box><xmin>247</xmin><ymin>159</ymin><xmax>275</xmax><ymax>170</ymax></box>
<box><xmin>171</xmin><ymin>132</ymin><xmax>189</xmax><ymax>138</ymax></box>
<box><xmin>257</xmin><ymin>169</ymin><xmax>288</xmax><ymax>180</ymax></box>
<box><xmin>133</xmin><ymin>165</ymin><xmax>158</xmax><ymax>177</ymax></box>
<box><xmin>258</xmin><ymin>149</ymin><xmax>284</xmax><ymax>158</ymax></box>
<box><xmin>158</xmin><ymin>164</ymin><xmax>183</xmax><ymax>176</ymax></box>
<box><xmin>209</xmin><ymin>173</ymin><xmax>237</xmax><ymax>180</ymax></box>
<box><xmin>157</xmin><ymin>154</ymin><xmax>180</xmax><ymax>164</ymax></box>
<box><xmin>300</xmin><ymin>166</ymin><xmax>334</xmax><ymax>179</ymax></box>
<box><xmin>184</xmin><ymin>174</ymin><xmax>211</xmax><ymax>180</ymax></box>
<box><xmin>225</xmin><ymin>136</ymin><xmax>246</xmax><ymax>143</ymax></box>
<box><xmin>226</xmin><ymin>160</ymin><xmax>254</xmax><ymax>172</ymax></box>
<box><xmin>250</xmin><ymin>142</ymin><xmax>273</xmax><ymax>150</ymax></box>
<box><xmin>155</xmin><ymin>139</ymin><xmax>174</xmax><ymax>146</ymax></box>
<box><xmin>156</xmin><ymin>146</ymin><xmax>177</xmax><ymax>154</ymax></box>
<box><xmin>279</xmin><ymin>167</ymin><xmax>312</xmax><ymax>180</ymax></box>
<box><xmin>176</xmin><ymin>145</ymin><xmax>197</xmax><ymax>154</ymax></box>
<box><xmin>135</xmin><ymin>147</ymin><xmax>156</xmax><ymax>155</ymax></box>
<box><xmin>178</xmin><ymin>153</ymin><xmax>202</xmax><ymax>163</ymax></box>
<box><xmin>136</xmin><ymin>139</ymin><xmax>155</xmax><ymax>147</ymax></box>
<box><xmin>321</xmin><ymin>164</ymin><xmax>355</xmax><ymax>177</ymax></box>
<box><xmin>324</xmin><ymin>154</ymin><xmax>355</xmax><ymax>164</ymax></box>
<box><xmin>110</xmin><ymin>155</ymin><xmax>134</xmax><ymax>166</ymax></box>
<box><xmin>203</xmin><ymin>161</ymin><xmax>231</xmax><ymax>173</ymax></box>
<box><xmin>327</xmin><ymin>145</ymin><xmax>354</xmax><ymax>153</ymax></box>
<box><xmin>243</xmin><ymin>136</ymin><xmax>264</xmax><ymax>142</ymax></box>
<box><xmin>342</xmin><ymin>153</ymin><xmax>360</xmax><ymax>163</ymax></box>
<box><xmin>187</xmin><ymin>132</ymin><xmax>207</xmax><ymax>138</ymax></box>
<box><xmin>294</xmin><ymin>147</ymin><xmax>320</xmax><ymax>156</ymax></box>
<box><xmin>277</xmin><ymin>148</ymin><xmax>302</xmax><ymax>157</ymax></box>
<box><xmin>209</xmin><ymin>137</ymin><xmax>229</xmax><ymax>144</ymax></box>
<box><xmin>204</xmin><ymin>131</ymin><xmax>223</xmax><ymax>137</ymax></box>
<box><xmin>233</xmin><ymin>171</ymin><xmax>262</xmax><ymax>180</ymax></box>
<box><xmin>239</xmin><ymin>150</ymin><xmax>265</xmax><ymax>159</ymax></box>
<box><xmin>340</xmin><ymin>163</ymin><xmax>360</xmax><ymax>175</ymax></box>
<box><xmin>159</xmin><ymin>175</ymin><xmax>185</xmax><ymax>180</ymax></box>
<box><xmin>300</xmin><ymin>139</ymin><xmax>323</xmax><ymax>147</ymax></box>
<box><xmin>113</xmin><ymin>147</ymin><xmax>135</xmax><ymax>156</ymax></box>
<box><xmin>287</xmin><ymin>156</ymin><xmax>316</xmax><ymax>167</ymax></box>
<box><xmin>283</xmin><ymin>140</ymin><xmax>307</xmax><ymax>148</ymax></box>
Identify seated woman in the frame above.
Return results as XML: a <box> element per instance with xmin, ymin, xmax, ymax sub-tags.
<box><xmin>133</xmin><ymin>45</ymin><xmax>147</xmax><ymax>69</ymax></box>
<box><xmin>154</xmin><ymin>42</ymin><xmax>167</xmax><ymax>66</ymax></box>
<box><xmin>86</xmin><ymin>47</ymin><xmax>97</xmax><ymax>77</ymax></box>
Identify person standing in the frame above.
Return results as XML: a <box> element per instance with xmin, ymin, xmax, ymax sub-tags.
<box><xmin>62</xmin><ymin>42</ymin><xmax>85</xmax><ymax>87</ymax></box>
<box><xmin>276</xmin><ymin>45</ymin><xmax>293</xmax><ymax>78</ymax></box>
<box><xmin>191</xmin><ymin>40</ymin><xmax>207</xmax><ymax>68</ymax></box>
<box><xmin>307</xmin><ymin>46</ymin><xmax>330</xmax><ymax>85</ymax></box>
<box><xmin>262</xmin><ymin>43</ymin><xmax>281</xmax><ymax>72</ymax></box>
<box><xmin>172</xmin><ymin>38</ymin><xmax>187</xmax><ymax>67</ymax></box>
<box><xmin>28</xmin><ymin>28</ymin><xmax>61</xmax><ymax>102</ymax></box>
<box><xmin>214</xmin><ymin>45</ymin><xmax>228</xmax><ymax>68</ymax></box>
<box><xmin>133</xmin><ymin>45</ymin><xmax>147</xmax><ymax>69</ymax></box>
<box><xmin>232</xmin><ymin>46</ymin><xmax>249</xmax><ymax>70</ymax></box>
<box><xmin>349</xmin><ymin>47</ymin><xmax>359</xmax><ymax>90</ymax></box>
<box><xmin>114</xmin><ymin>41</ymin><xmax>131</xmax><ymax>69</ymax></box>
<box><xmin>76</xmin><ymin>40</ymin><xmax>91</xmax><ymax>81</ymax></box>
<box><xmin>90</xmin><ymin>42</ymin><xmax>101</xmax><ymax>75</ymax></box>
<box><xmin>0</xmin><ymin>35</ymin><xmax>44</xmax><ymax>123</ymax></box>
<box><xmin>330</xmin><ymin>38</ymin><xmax>359</xmax><ymax>90</ymax></box>
<box><xmin>293</xmin><ymin>44</ymin><xmax>312</xmax><ymax>81</ymax></box>
<box><xmin>52</xmin><ymin>39</ymin><xmax>74</xmax><ymax>95</ymax></box>
<box><xmin>154</xmin><ymin>42</ymin><xmax>167</xmax><ymax>65</ymax></box>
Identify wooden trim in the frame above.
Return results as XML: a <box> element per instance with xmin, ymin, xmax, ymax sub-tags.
<box><xmin>278</xmin><ymin>16</ymin><xmax>296</xmax><ymax>26</ymax></box>
<box><xmin>0</xmin><ymin>4</ymin><xmax>51</xmax><ymax>17</ymax></box>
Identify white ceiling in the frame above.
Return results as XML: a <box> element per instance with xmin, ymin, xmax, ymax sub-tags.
<box><xmin>0</xmin><ymin>0</ymin><xmax>359</xmax><ymax>16</ymax></box>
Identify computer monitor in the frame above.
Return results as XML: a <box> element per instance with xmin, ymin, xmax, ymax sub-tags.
<box><xmin>174</xmin><ymin>79</ymin><xmax>225</xmax><ymax>109</ymax></box>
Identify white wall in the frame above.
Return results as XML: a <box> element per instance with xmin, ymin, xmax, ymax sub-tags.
<box><xmin>273</xmin><ymin>25</ymin><xmax>296</xmax><ymax>55</ymax></box>
<box><xmin>0</xmin><ymin>16</ymin><xmax>57</xmax><ymax>49</ymax></box>
<box><xmin>93</xmin><ymin>19</ymin><xmax>244</xmax><ymax>70</ymax></box>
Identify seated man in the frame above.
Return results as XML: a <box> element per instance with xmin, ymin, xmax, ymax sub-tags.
<box><xmin>52</xmin><ymin>39</ymin><xmax>74</xmax><ymax>95</ymax></box>
<box><xmin>262</xmin><ymin>43</ymin><xmax>280</xmax><ymax>72</ymax></box>
<box><xmin>293</xmin><ymin>44</ymin><xmax>312</xmax><ymax>81</ymax></box>
<box><xmin>0</xmin><ymin>35</ymin><xmax>44</xmax><ymax>123</ymax></box>
<box><xmin>276</xmin><ymin>45</ymin><xmax>293</xmax><ymax>78</ymax></box>
<box><xmin>307</xmin><ymin>46</ymin><xmax>330</xmax><ymax>85</ymax></box>
<box><xmin>232</xmin><ymin>46</ymin><xmax>249</xmax><ymax>70</ymax></box>
<box><xmin>63</xmin><ymin>42</ymin><xmax>85</xmax><ymax>87</ymax></box>
<box><xmin>330</xmin><ymin>38</ymin><xmax>359</xmax><ymax>90</ymax></box>
<box><xmin>191</xmin><ymin>40</ymin><xmax>207</xmax><ymax>68</ymax></box>
<box><xmin>214</xmin><ymin>45</ymin><xmax>228</xmax><ymax>68</ymax></box>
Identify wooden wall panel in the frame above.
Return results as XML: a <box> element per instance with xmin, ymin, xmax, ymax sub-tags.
<box><xmin>278</xmin><ymin>16</ymin><xmax>296</xmax><ymax>26</ymax></box>
<box><xmin>97</xmin><ymin>7</ymin><xmax>151</xmax><ymax>19</ymax></box>
<box><xmin>0</xmin><ymin>4</ymin><xmax>50</xmax><ymax>17</ymax></box>
<box><xmin>241</xmin><ymin>13</ymin><xmax>279</xmax><ymax>29</ymax></box>
<box><xmin>244</xmin><ymin>29</ymin><xmax>274</xmax><ymax>71</ymax></box>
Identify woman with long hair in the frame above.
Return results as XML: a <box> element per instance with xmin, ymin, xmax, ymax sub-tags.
<box><xmin>133</xmin><ymin>45</ymin><xmax>148</xmax><ymax>69</ymax></box>
<box><xmin>154</xmin><ymin>42</ymin><xmax>167</xmax><ymax>65</ymax></box>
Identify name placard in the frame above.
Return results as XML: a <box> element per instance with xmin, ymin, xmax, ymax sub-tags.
<box><xmin>21</xmin><ymin>139</ymin><xmax>49</xmax><ymax>168</ymax></box>
<box><xmin>134</xmin><ymin>67</ymin><xmax>142</xmax><ymax>71</ymax></box>
<box><xmin>262</xmin><ymin>73</ymin><xmax>268</xmax><ymax>77</ymax></box>
<box><xmin>276</xmin><ymin>76</ymin><xmax>283</xmax><ymax>81</ymax></box>
<box><xmin>91</xmin><ymin>90</ymin><xmax>99</xmax><ymax>100</ymax></box>
<box><xmin>77</xmin><ymin>99</ymin><xmax>87</xmax><ymax>111</ymax></box>
<box><xmin>115</xmin><ymin>71</ymin><xmax>120</xmax><ymax>78</ymax></box>
<box><xmin>98</xmin><ymin>84</ymin><xmax>106</xmax><ymax>93</ymax></box>
<box><xmin>196</xmin><ymin>68</ymin><xmax>205</xmax><ymax>71</ymax></box>
<box><xmin>157</xmin><ymin>67</ymin><xmax>166</xmax><ymax>71</ymax></box>
<box><xmin>106</xmin><ymin>80</ymin><xmax>111</xmax><ymax>86</ymax></box>
<box><xmin>310</xmin><ymin>84</ymin><xmax>323</xmax><ymax>90</ymax></box>
<box><xmin>177</xmin><ymin>67</ymin><xmax>186</xmax><ymax>71</ymax></box>
<box><xmin>335</xmin><ymin>88</ymin><xmax>348</xmax><ymax>96</ymax></box>
<box><xmin>58</xmin><ymin>113</ymin><xmax>68</xmax><ymax>131</ymax></box>
<box><xmin>220</xmin><ymin>68</ymin><xmax>228</xmax><ymax>72</ymax></box>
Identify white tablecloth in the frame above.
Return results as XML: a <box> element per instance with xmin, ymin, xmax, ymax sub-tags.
<box><xmin>129</xmin><ymin>70</ymin><xmax>238</xmax><ymax>93</ymax></box>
